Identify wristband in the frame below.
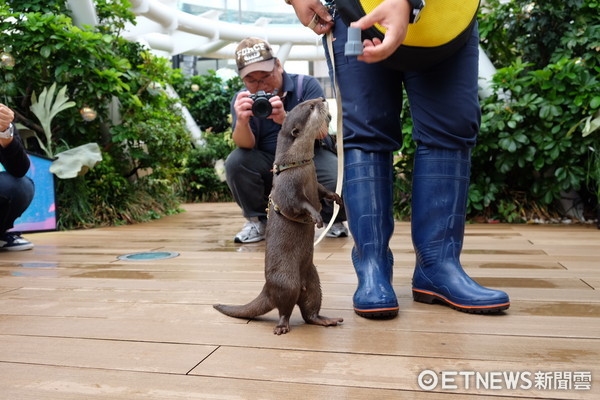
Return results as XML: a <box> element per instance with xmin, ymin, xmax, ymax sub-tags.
<box><xmin>0</xmin><ymin>123</ymin><xmax>14</xmax><ymax>139</ymax></box>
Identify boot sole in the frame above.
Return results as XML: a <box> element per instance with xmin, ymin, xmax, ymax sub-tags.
<box><xmin>354</xmin><ymin>307</ymin><xmax>399</xmax><ymax>319</ymax></box>
<box><xmin>412</xmin><ymin>289</ymin><xmax>510</xmax><ymax>314</ymax></box>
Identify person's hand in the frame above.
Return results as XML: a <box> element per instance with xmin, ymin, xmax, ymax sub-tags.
<box><xmin>233</xmin><ymin>91</ymin><xmax>254</xmax><ymax>124</ymax></box>
<box><xmin>351</xmin><ymin>0</ymin><xmax>411</xmax><ymax>63</ymax></box>
<box><xmin>288</xmin><ymin>0</ymin><xmax>334</xmax><ymax>35</ymax></box>
<box><xmin>0</xmin><ymin>103</ymin><xmax>14</xmax><ymax>131</ymax></box>
<box><xmin>268</xmin><ymin>96</ymin><xmax>286</xmax><ymax>125</ymax></box>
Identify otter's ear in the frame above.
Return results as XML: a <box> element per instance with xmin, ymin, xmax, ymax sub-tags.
<box><xmin>291</xmin><ymin>127</ymin><xmax>300</xmax><ymax>137</ymax></box>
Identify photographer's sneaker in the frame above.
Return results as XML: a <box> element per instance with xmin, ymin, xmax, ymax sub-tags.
<box><xmin>234</xmin><ymin>218</ymin><xmax>266</xmax><ymax>243</ymax></box>
<box><xmin>326</xmin><ymin>222</ymin><xmax>349</xmax><ymax>238</ymax></box>
<box><xmin>0</xmin><ymin>232</ymin><xmax>34</xmax><ymax>251</ymax></box>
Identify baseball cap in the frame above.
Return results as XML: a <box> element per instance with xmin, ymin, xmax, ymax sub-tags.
<box><xmin>235</xmin><ymin>37</ymin><xmax>276</xmax><ymax>79</ymax></box>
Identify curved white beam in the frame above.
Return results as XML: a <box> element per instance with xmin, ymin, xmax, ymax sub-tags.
<box><xmin>130</xmin><ymin>0</ymin><xmax>178</xmax><ymax>31</ymax></box>
<box><xmin>125</xmin><ymin>0</ymin><xmax>324</xmax><ymax>61</ymax></box>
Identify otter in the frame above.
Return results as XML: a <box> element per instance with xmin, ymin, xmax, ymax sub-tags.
<box><xmin>214</xmin><ymin>97</ymin><xmax>344</xmax><ymax>335</ymax></box>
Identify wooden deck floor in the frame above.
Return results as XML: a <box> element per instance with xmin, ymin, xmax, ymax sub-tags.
<box><xmin>0</xmin><ymin>202</ymin><xmax>599</xmax><ymax>399</ymax></box>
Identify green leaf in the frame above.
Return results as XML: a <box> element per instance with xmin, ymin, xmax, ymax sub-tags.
<box><xmin>40</xmin><ymin>45</ymin><xmax>52</xmax><ymax>58</ymax></box>
<box><xmin>582</xmin><ymin>112</ymin><xmax>600</xmax><ymax>137</ymax></box>
<box><xmin>29</xmin><ymin>83</ymin><xmax>76</xmax><ymax>157</ymax></box>
<box><xmin>50</xmin><ymin>143</ymin><xmax>103</xmax><ymax>179</ymax></box>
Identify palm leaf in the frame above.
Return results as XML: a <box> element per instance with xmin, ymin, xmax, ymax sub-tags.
<box><xmin>30</xmin><ymin>83</ymin><xmax>76</xmax><ymax>157</ymax></box>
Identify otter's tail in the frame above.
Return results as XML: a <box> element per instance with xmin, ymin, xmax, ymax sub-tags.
<box><xmin>213</xmin><ymin>287</ymin><xmax>273</xmax><ymax>319</ymax></box>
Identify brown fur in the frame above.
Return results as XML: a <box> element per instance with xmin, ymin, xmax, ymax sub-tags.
<box><xmin>214</xmin><ymin>98</ymin><xmax>344</xmax><ymax>335</ymax></box>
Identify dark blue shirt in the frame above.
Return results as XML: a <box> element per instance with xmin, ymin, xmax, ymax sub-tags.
<box><xmin>231</xmin><ymin>72</ymin><xmax>325</xmax><ymax>155</ymax></box>
<box><xmin>0</xmin><ymin>127</ymin><xmax>30</xmax><ymax>178</ymax></box>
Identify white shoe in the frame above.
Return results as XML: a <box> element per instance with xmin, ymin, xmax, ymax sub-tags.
<box><xmin>326</xmin><ymin>222</ymin><xmax>348</xmax><ymax>238</ymax></box>
<box><xmin>0</xmin><ymin>232</ymin><xmax>34</xmax><ymax>251</ymax></box>
<box><xmin>234</xmin><ymin>218</ymin><xmax>266</xmax><ymax>243</ymax></box>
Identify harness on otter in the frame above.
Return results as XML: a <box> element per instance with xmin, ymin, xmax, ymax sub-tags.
<box><xmin>268</xmin><ymin>159</ymin><xmax>316</xmax><ymax>224</ymax></box>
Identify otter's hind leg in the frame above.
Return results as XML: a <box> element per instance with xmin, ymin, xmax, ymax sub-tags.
<box><xmin>273</xmin><ymin>297</ymin><xmax>297</xmax><ymax>335</ymax></box>
<box><xmin>299</xmin><ymin>264</ymin><xmax>344</xmax><ymax>327</ymax></box>
<box><xmin>274</xmin><ymin>314</ymin><xmax>291</xmax><ymax>335</ymax></box>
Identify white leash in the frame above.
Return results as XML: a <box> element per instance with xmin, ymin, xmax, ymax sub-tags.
<box><xmin>314</xmin><ymin>31</ymin><xmax>344</xmax><ymax>246</ymax></box>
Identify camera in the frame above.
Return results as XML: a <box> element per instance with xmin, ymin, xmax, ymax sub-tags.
<box><xmin>249</xmin><ymin>90</ymin><xmax>275</xmax><ymax>119</ymax></box>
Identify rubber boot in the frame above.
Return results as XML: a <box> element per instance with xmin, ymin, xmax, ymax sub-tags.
<box><xmin>344</xmin><ymin>149</ymin><xmax>399</xmax><ymax>319</ymax></box>
<box><xmin>411</xmin><ymin>145</ymin><xmax>510</xmax><ymax>313</ymax></box>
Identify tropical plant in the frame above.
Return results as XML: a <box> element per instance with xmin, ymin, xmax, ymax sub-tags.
<box><xmin>172</xmin><ymin>70</ymin><xmax>243</xmax><ymax>202</ymax></box>
<box><xmin>469</xmin><ymin>0</ymin><xmax>600</xmax><ymax>222</ymax></box>
<box><xmin>569</xmin><ymin>109</ymin><xmax>600</xmax><ymax>226</ymax></box>
<box><xmin>29</xmin><ymin>83</ymin><xmax>75</xmax><ymax>157</ymax></box>
<box><xmin>390</xmin><ymin>0</ymin><xmax>599</xmax><ymax>222</ymax></box>
<box><xmin>26</xmin><ymin>83</ymin><xmax>103</xmax><ymax>179</ymax></box>
<box><xmin>172</xmin><ymin>70</ymin><xmax>244</xmax><ymax>133</ymax></box>
<box><xmin>0</xmin><ymin>0</ymin><xmax>192</xmax><ymax>229</ymax></box>
<box><xmin>178</xmin><ymin>129</ymin><xmax>236</xmax><ymax>202</ymax></box>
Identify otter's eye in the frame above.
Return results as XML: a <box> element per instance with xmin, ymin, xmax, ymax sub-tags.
<box><xmin>310</xmin><ymin>105</ymin><xmax>315</xmax><ymax>110</ymax></box>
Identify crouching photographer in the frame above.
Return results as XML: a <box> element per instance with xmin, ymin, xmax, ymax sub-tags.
<box><xmin>225</xmin><ymin>37</ymin><xmax>347</xmax><ymax>243</ymax></box>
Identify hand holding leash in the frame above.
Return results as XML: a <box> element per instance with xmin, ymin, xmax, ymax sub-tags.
<box><xmin>286</xmin><ymin>0</ymin><xmax>334</xmax><ymax>34</ymax></box>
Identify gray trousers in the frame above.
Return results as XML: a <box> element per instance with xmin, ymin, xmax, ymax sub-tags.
<box><xmin>225</xmin><ymin>143</ymin><xmax>345</xmax><ymax>223</ymax></box>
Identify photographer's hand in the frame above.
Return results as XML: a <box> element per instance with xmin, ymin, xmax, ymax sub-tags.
<box><xmin>232</xmin><ymin>91</ymin><xmax>256</xmax><ymax>149</ymax></box>
<box><xmin>233</xmin><ymin>91</ymin><xmax>254</xmax><ymax>125</ymax></box>
<box><xmin>268</xmin><ymin>96</ymin><xmax>286</xmax><ymax>125</ymax></box>
<box><xmin>351</xmin><ymin>0</ymin><xmax>411</xmax><ymax>63</ymax></box>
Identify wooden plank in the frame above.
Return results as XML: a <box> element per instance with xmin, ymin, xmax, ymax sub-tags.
<box><xmin>2</xmin><ymin>280</ymin><xmax>600</xmax><ymax>307</ymax></box>
<box><xmin>0</xmin><ymin>363</ymin><xmax>530</xmax><ymax>400</ymax></box>
<box><xmin>1</xmin><ymin>309</ymin><xmax>599</xmax><ymax>353</ymax></box>
<box><xmin>2</xmin><ymin>287</ymin><xmax>600</xmax><ymax>319</ymax></box>
<box><xmin>190</xmin><ymin>346</ymin><xmax>598</xmax><ymax>399</ymax></box>
<box><xmin>0</xmin><ymin>335</ymin><xmax>214</xmax><ymax>374</ymax></box>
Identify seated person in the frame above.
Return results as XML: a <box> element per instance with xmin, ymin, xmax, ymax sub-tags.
<box><xmin>225</xmin><ymin>37</ymin><xmax>346</xmax><ymax>243</ymax></box>
<box><xmin>0</xmin><ymin>103</ymin><xmax>35</xmax><ymax>251</ymax></box>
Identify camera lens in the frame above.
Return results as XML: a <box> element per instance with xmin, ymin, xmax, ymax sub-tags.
<box><xmin>252</xmin><ymin>97</ymin><xmax>273</xmax><ymax>119</ymax></box>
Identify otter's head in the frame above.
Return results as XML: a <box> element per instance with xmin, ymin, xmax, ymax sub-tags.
<box><xmin>277</xmin><ymin>97</ymin><xmax>331</xmax><ymax>141</ymax></box>
<box><xmin>276</xmin><ymin>98</ymin><xmax>331</xmax><ymax>160</ymax></box>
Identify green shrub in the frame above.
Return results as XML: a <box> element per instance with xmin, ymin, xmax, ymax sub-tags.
<box><xmin>389</xmin><ymin>0</ymin><xmax>599</xmax><ymax>222</ymax></box>
<box><xmin>178</xmin><ymin>129</ymin><xmax>236</xmax><ymax>202</ymax></box>
<box><xmin>172</xmin><ymin>70</ymin><xmax>244</xmax><ymax>133</ymax></box>
<box><xmin>472</xmin><ymin>0</ymin><xmax>600</xmax><ymax>222</ymax></box>
<box><xmin>172</xmin><ymin>70</ymin><xmax>243</xmax><ymax>202</ymax></box>
<box><xmin>1</xmin><ymin>0</ymin><xmax>192</xmax><ymax>229</ymax></box>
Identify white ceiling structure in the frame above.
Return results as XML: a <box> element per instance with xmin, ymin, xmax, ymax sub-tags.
<box><xmin>65</xmin><ymin>0</ymin><xmax>496</xmax><ymax>96</ymax></box>
<box><xmin>67</xmin><ymin>0</ymin><xmax>327</xmax><ymax>63</ymax></box>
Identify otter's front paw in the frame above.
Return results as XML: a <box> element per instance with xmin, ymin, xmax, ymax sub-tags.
<box><xmin>331</xmin><ymin>193</ymin><xmax>343</xmax><ymax>206</ymax></box>
<box><xmin>323</xmin><ymin>192</ymin><xmax>343</xmax><ymax>207</ymax></box>
<box><xmin>314</xmin><ymin>214</ymin><xmax>324</xmax><ymax>228</ymax></box>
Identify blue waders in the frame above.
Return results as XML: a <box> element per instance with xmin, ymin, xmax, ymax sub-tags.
<box><xmin>344</xmin><ymin>149</ymin><xmax>399</xmax><ymax>318</ymax></box>
<box><xmin>325</xmin><ymin>12</ymin><xmax>510</xmax><ymax>318</ymax></box>
<box><xmin>411</xmin><ymin>145</ymin><xmax>510</xmax><ymax>313</ymax></box>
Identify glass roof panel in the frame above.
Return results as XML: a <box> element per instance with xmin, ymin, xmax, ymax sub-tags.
<box><xmin>179</xmin><ymin>0</ymin><xmax>302</xmax><ymax>26</ymax></box>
